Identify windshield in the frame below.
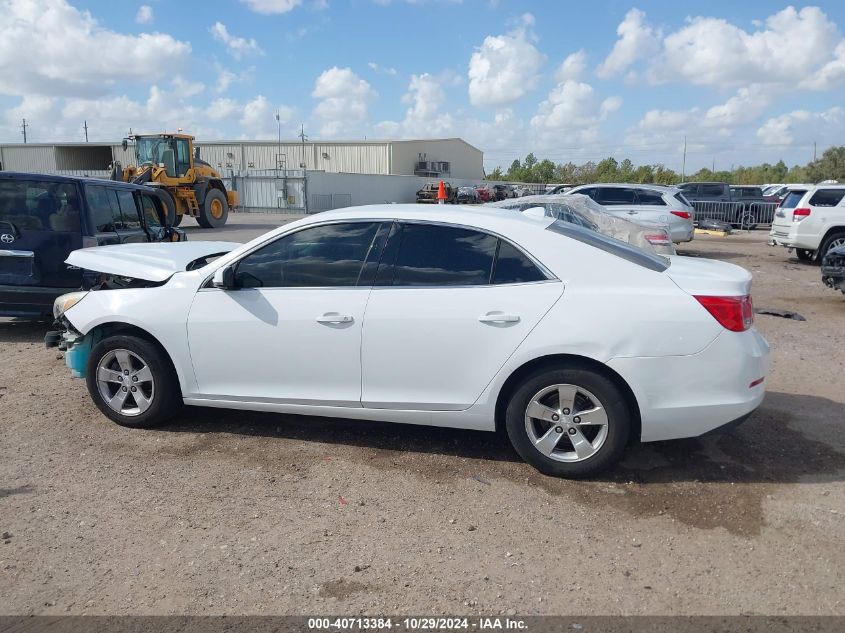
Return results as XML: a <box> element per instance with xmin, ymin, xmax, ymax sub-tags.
<box><xmin>135</xmin><ymin>137</ymin><xmax>171</xmax><ymax>165</ymax></box>
<box><xmin>781</xmin><ymin>190</ymin><xmax>806</xmax><ymax>209</ymax></box>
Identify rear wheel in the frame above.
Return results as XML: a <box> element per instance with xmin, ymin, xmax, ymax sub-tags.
<box><xmin>198</xmin><ymin>189</ymin><xmax>229</xmax><ymax>228</ymax></box>
<box><xmin>85</xmin><ymin>334</ymin><xmax>181</xmax><ymax>428</ymax></box>
<box><xmin>816</xmin><ymin>231</ymin><xmax>845</xmax><ymax>262</ymax></box>
<box><xmin>505</xmin><ymin>366</ymin><xmax>631</xmax><ymax>478</ymax></box>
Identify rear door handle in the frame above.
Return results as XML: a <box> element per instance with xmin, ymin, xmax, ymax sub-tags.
<box><xmin>316</xmin><ymin>313</ymin><xmax>354</xmax><ymax>324</ymax></box>
<box><xmin>478</xmin><ymin>313</ymin><xmax>520</xmax><ymax>324</ymax></box>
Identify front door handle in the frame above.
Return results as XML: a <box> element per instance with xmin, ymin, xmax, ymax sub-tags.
<box><xmin>478</xmin><ymin>313</ymin><xmax>520</xmax><ymax>324</ymax></box>
<box><xmin>316</xmin><ymin>313</ymin><xmax>354</xmax><ymax>324</ymax></box>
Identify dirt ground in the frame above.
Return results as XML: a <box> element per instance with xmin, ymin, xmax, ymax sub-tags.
<box><xmin>0</xmin><ymin>226</ymin><xmax>843</xmax><ymax>616</ymax></box>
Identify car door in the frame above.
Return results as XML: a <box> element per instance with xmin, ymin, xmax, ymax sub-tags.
<box><xmin>360</xmin><ymin>221</ymin><xmax>564</xmax><ymax>411</ymax></box>
<box><xmin>187</xmin><ymin>221</ymin><xmax>389</xmax><ymax>405</ymax></box>
<box><xmin>0</xmin><ymin>177</ymin><xmax>84</xmax><ymax>290</ymax></box>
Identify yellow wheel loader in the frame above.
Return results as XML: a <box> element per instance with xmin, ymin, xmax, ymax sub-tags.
<box><xmin>111</xmin><ymin>133</ymin><xmax>237</xmax><ymax>228</ymax></box>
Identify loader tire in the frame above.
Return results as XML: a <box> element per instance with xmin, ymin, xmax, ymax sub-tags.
<box><xmin>198</xmin><ymin>189</ymin><xmax>229</xmax><ymax>229</ymax></box>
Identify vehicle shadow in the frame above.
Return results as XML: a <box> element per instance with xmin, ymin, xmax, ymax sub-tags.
<box><xmin>162</xmin><ymin>390</ymin><xmax>845</xmax><ymax>487</ymax></box>
<box><xmin>0</xmin><ymin>318</ymin><xmax>49</xmax><ymax>343</ymax></box>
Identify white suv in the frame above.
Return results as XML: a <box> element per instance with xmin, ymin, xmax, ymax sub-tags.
<box><xmin>769</xmin><ymin>184</ymin><xmax>845</xmax><ymax>261</ymax></box>
<box><xmin>565</xmin><ymin>184</ymin><xmax>695</xmax><ymax>243</ymax></box>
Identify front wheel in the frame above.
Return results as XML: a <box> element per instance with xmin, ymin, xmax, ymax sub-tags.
<box><xmin>85</xmin><ymin>334</ymin><xmax>182</xmax><ymax>428</ymax></box>
<box><xmin>198</xmin><ymin>189</ymin><xmax>229</xmax><ymax>228</ymax></box>
<box><xmin>505</xmin><ymin>367</ymin><xmax>631</xmax><ymax>478</ymax></box>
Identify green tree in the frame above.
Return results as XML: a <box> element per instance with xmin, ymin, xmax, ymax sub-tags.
<box><xmin>487</xmin><ymin>167</ymin><xmax>504</xmax><ymax>181</ymax></box>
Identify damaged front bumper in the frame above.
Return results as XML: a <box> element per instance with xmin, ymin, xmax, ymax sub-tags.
<box><xmin>45</xmin><ymin>318</ymin><xmax>91</xmax><ymax>379</ymax></box>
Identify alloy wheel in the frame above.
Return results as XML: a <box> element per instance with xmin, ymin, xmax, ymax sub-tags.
<box><xmin>96</xmin><ymin>349</ymin><xmax>155</xmax><ymax>416</ymax></box>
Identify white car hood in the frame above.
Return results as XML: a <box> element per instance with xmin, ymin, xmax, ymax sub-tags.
<box><xmin>66</xmin><ymin>241</ymin><xmax>240</xmax><ymax>282</ymax></box>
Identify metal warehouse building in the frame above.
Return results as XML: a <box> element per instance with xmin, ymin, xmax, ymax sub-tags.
<box><xmin>0</xmin><ymin>137</ymin><xmax>484</xmax><ymax>180</ymax></box>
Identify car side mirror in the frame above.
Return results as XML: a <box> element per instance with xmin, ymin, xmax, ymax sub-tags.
<box><xmin>213</xmin><ymin>265</ymin><xmax>237</xmax><ymax>290</ymax></box>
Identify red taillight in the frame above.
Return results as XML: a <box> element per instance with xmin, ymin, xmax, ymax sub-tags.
<box><xmin>793</xmin><ymin>208</ymin><xmax>811</xmax><ymax>221</ymax></box>
<box><xmin>645</xmin><ymin>232</ymin><xmax>671</xmax><ymax>245</ymax></box>
<box><xmin>693</xmin><ymin>295</ymin><xmax>754</xmax><ymax>332</ymax></box>
<box><xmin>670</xmin><ymin>210</ymin><xmax>692</xmax><ymax>220</ymax></box>
<box><xmin>749</xmin><ymin>377</ymin><xmax>765</xmax><ymax>388</ymax></box>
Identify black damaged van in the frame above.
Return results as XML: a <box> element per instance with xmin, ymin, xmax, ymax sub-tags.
<box><xmin>0</xmin><ymin>172</ymin><xmax>185</xmax><ymax>318</ymax></box>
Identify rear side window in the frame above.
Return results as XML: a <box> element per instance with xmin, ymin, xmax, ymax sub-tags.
<box><xmin>808</xmin><ymin>189</ymin><xmax>845</xmax><ymax>207</ymax></box>
<box><xmin>595</xmin><ymin>188</ymin><xmax>637</xmax><ymax>205</ymax></box>
<box><xmin>635</xmin><ymin>190</ymin><xmax>667</xmax><ymax>206</ymax></box>
<box><xmin>387</xmin><ymin>224</ymin><xmax>498</xmax><ymax>286</ymax></box>
<box><xmin>493</xmin><ymin>240</ymin><xmax>547</xmax><ymax>284</ymax></box>
<box><xmin>235</xmin><ymin>222</ymin><xmax>383</xmax><ymax>288</ymax></box>
<box><xmin>0</xmin><ymin>179</ymin><xmax>80</xmax><ymax>232</ymax></box>
<box><xmin>780</xmin><ymin>190</ymin><xmax>807</xmax><ymax>209</ymax></box>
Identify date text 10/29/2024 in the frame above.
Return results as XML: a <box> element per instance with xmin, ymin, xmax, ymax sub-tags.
<box><xmin>308</xmin><ymin>618</ymin><xmax>527</xmax><ymax>630</ymax></box>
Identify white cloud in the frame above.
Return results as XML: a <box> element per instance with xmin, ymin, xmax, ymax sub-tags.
<box><xmin>368</xmin><ymin>62</ymin><xmax>397</xmax><ymax>76</ymax></box>
<box><xmin>215</xmin><ymin>66</ymin><xmax>238</xmax><ymax>93</ymax></box>
<box><xmin>135</xmin><ymin>5</ymin><xmax>153</xmax><ymax>25</ymax></box>
<box><xmin>530</xmin><ymin>80</ymin><xmax>622</xmax><ymax>144</ymax></box>
<box><xmin>757</xmin><ymin>107</ymin><xmax>845</xmax><ymax>146</ymax></box>
<box><xmin>240</xmin><ymin>0</ymin><xmax>302</xmax><ymax>14</ymax></box>
<box><xmin>171</xmin><ymin>76</ymin><xmax>205</xmax><ymax>98</ymax></box>
<box><xmin>597</xmin><ymin>9</ymin><xmax>659</xmax><ymax>79</ymax></box>
<box><xmin>467</xmin><ymin>13</ymin><xmax>545</xmax><ymax>107</ymax></box>
<box><xmin>0</xmin><ymin>0</ymin><xmax>191</xmax><ymax>98</ymax></box>
<box><xmin>209</xmin><ymin>22</ymin><xmax>263</xmax><ymax>59</ymax></box>
<box><xmin>554</xmin><ymin>50</ymin><xmax>587</xmax><ymax>83</ymax></box>
<box><xmin>311</xmin><ymin>67</ymin><xmax>377</xmax><ymax>136</ymax></box>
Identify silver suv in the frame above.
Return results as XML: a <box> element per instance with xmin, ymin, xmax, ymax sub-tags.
<box><xmin>565</xmin><ymin>184</ymin><xmax>695</xmax><ymax>243</ymax></box>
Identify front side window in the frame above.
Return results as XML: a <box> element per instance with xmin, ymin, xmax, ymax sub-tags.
<box><xmin>808</xmin><ymin>189</ymin><xmax>845</xmax><ymax>207</ymax></box>
<box><xmin>175</xmin><ymin>139</ymin><xmax>191</xmax><ymax>176</ymax></box>
<box><xmin>85</xmin><ymin>185</ymin><xmax>119</xmax><ymax>232</ymax></box>
<box><xmin>701</xmin><ymin>184</ymin><xmax>725</xmax><ymax>197</ymax></box>
<box><xmin>235</xmin><ymin>222</ymin><xmax>383</xmax><ymax>288</ymax></box>
<box><xmin>113</xmin><ymin>190</ymin><xmax>141</xmax><ymax>229</ymax></box>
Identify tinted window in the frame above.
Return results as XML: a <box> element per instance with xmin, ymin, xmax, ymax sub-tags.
<box><xmin>0</xmin><ymin>179</ymin><xmax>80</xmax><ymax>232</ymax></box>
<box><xmin>114</xmin><ymin>190</ymin><xmax>141</xmax><ymax>228</ymax></box>
<box><xmin>781</xmin><ymin>190</ymin><xmax>807</xmax><ymax>209</ymax></box>
<box><xmin>85</xmin><ymin>185</ymin><xmax>118</xmax><ymax>232</ymax></box>
<box><xmin>701</xmin><ymin>184</ymin><xmax>726</xmax><ymax>196</ymax></box>
<box><xmin>808</xmin><ymin>189</ymin><xmax>845</xmax><ymax>207</ymax></box>
<box><xmin>140</xmin><ymin>195</ymin><xmax>161</xmax><ymax>228</ymax></box>
<box><xmin>175</xmin><ymin>139</ymin><xmax>191</xmax><ymax>176</ymax></box>
<box><xmin>387</xmin><ymin>223</ymin><xmax>497</xmax><ymax>286</ymax></box>
<box><xmin>235</xmin><ymin>222</ymin><xmax>382</xmax><ymax>288</ymax></box>
<box><xmin>635</xmin><ymin>190</ymin><xmax>667</xmax><ymax>205</ymax></box>
<box><xmin>595</xmin><ymin>188</ymin><xmax>637</xmax><ymax>205</ymax></box>
<box><xmin>494</xmin><ymin>240</ymin><xmax>547</xmax><ymax>284</ymax></box>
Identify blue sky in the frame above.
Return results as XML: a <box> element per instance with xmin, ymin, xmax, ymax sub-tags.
<box><xmin>2</xmin><ymin>0</ymin><xmax>845</xmax><ymax>173</ymax></box>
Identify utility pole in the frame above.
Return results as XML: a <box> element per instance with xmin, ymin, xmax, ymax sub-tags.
<box><xmin>298</xmin><ymin>124</ymin><xmax>308</xmax><ymax>170</ymax></box>
<box><xmin>83</xmin><ymin>120</ymin><xmax>89</xmax><ymax>142</ymax></box>
<box><xmin>275</xmin><ymin>111</ymin><xmax>282</xmax><ymax>174</ymax></box>
<box><xmin>20</xmin><ymin>118</ymin><xmax>27</xmax><ymax>144</ymax></box>
<box><xmin>813</xmin><ymin>141</ymin><xmax>817</xmax><ymax>162</ymax></box>
<box><xmin>682</xmin><ymin>136</ymin><xmax>686</xmax><ymax>181</ymax></box>
<box><xmin>712</xmin><ymin>157</ymin><xmax>715</xmax><ymax>172</ymax></box>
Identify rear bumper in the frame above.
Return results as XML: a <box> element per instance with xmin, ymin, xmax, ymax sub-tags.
<box><xmin>607</xmin><ymin>328</ymin><xmax>770</xmax><ymax>442</ymax></box>
<box><xmin>0</xmin><ymin>284</ymin><xmax>76</xmax><ymax>318</ymax></box>
<box><xmin>768</xmin><ymin>224</ymin><xmax>817</xmax><ymax>250</ymax></box>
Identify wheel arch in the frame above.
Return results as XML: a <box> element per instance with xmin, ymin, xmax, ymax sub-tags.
<box><xmin>85</xmin><ymin>321</ymin><xmax>183</xmax><ymax>395</ymax></box>
<box><xmin>493</xmin><ymin>353</ymin><xmax>642</xmax><ymax>443</ymax></box>
<box><xmin>819</xmin><ymin>225</ymin><xmax>845</xmax><ymax>249</ymax></box>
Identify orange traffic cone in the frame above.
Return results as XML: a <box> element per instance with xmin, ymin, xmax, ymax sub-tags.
<box><xmin>437</xmin><ymin>180</ymin><xmax>447</xmax><ymax>204</ymax></box>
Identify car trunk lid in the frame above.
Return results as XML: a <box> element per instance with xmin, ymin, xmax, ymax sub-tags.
<box><xmin>771</xmin><ymin>189</ymin><xmax>808</xmax><ymax>231</ymax></box>
<box><xmin>664</xmin><ymin>255</ymin><xmax>752</xmax><ymax>297</ymax></box>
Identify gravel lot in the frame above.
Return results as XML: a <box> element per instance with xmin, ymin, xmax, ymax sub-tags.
<box><xmin>1</xmin><ymin>217</ymin><xmax>843</xmax><ymax>616</ymax></box>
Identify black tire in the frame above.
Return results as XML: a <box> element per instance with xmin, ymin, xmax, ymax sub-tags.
<box><xmin>816</xmin><ymin>231</ymin><xmax>845</xmax><ymax>263</ymax></box>
<box><xmin>85</xmin><ymin>334</ymin><xmax>182</xmax><ymax>428</ymax></box>
<box><xmin>796</xmin><ymin>248</ymin><xmax>813</xmax><ymax>262</ymax></box>
<box><xmin>172</xmin><ymin>212</ymin><xmax>183</xmax><ymax>227</ymax></box>
<box><xmin>734</xmin><ymin>210</ymin><xmax>758</xmax><ymax>230</ymax></box>
<box><xmin>505</xmin><ymin>366</ymin><xmax>631</xmax><ymax>478</ymax></box>
<box><xmin>197</xmin><ymin>188</ymin><xmax>229</xmax><ymax>228</ymax></box>
<box><xmin>154</xmin><ymin>189</ymin><xmax>177</xmax><ymax>227</ymax></box>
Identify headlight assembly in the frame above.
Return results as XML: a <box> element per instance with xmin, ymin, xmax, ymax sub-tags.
<box><xmin>53</xmin><ymin>291</ymin><xmax>88</xmax><ymax>319</ymax></box>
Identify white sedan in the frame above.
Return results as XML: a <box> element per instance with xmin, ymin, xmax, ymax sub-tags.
<box><xmin>48</xmin><ymin>205</ymin><xmax>770</xmax><ymax>478</ymax></box>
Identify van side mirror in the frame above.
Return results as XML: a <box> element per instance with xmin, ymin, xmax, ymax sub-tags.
<box><xmin>212</xmin><ymin>265</ymin><xmax>237</xmax><ymax>290</ymax></box>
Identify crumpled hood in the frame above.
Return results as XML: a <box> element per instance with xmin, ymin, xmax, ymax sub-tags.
<box><xmin>66</xmin><ymin>241</ymin><xmax>241</xmax><ymax>282</ymax></box>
